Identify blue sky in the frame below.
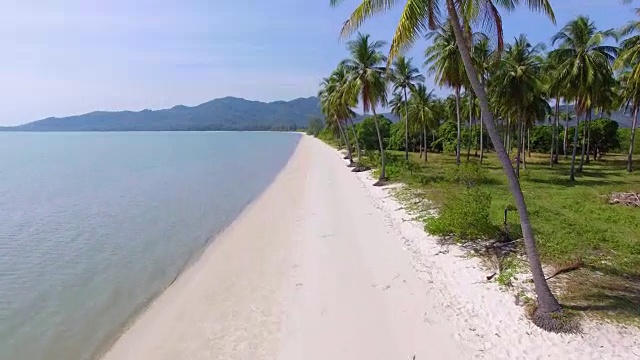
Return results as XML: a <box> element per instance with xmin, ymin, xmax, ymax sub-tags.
<box><xmin>0</xmin><ymin>0</ymin><xmax>635</xmax><ymax>125</ymax></box>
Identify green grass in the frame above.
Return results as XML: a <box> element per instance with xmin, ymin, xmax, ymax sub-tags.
<box><xmin>363</xmin><ymin>149</ymin><xmax>640</xmax><ymax>325</ymax></box>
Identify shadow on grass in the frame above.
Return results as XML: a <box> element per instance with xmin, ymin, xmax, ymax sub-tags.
<box><xmin>558</xmin><ymin>269</ymin><xmax>640</xmax><ymax>325</ymax></box>
<box><xmin>525</xmin><ymin>176</ymin><xmax>627</xmax><ymax>187</ymax></box>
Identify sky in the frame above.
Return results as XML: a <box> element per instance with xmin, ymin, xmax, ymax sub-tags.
<box><xmin>0</xmin><ymin>0</ymin><xmax>636</xmax><ymax>125</ymax></box>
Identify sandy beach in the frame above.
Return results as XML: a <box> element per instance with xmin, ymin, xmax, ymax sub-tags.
<box><xmin>102</xmin><ymin>135</ymin><xmax>640</xmax><ymax>360</ymax></box>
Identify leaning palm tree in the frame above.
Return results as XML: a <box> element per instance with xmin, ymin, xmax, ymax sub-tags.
<box><xmin>391</xmin><ymin>56</ymin><xmax>425</xmax><ymax>161</ymax></box>
<box><xmin>550</xmin><ymin>16</ymin><xmax>617</xmax><ymax>181</ymax></box>
<box><xmin>318</xmin><ymin>76</ymin><xmax>353</xmax><ymax>164</ymax></box>
<box><xmin>341</xmin><ymin>33</ymin><xmax>389</xmax><ymax>183</ymax></box>
<box><xmin>425</xmin><ymin>23</ymin><xmax>466</xmax><ymax>164</ymax></box>
<box><xmin>330</xmin><ymin>0</ymin><xmax>570</xmax><ymax>331</ymax></box>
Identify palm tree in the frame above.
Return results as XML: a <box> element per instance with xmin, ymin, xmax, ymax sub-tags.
<box><xmin>617</xmin><ymin>13</ymin><xmax>640</xmax><ymax>171</ymax></box>
<box><xmin>341</xmin><ymin>33</ymin><xmax>389</xmax><ymax>183</ymax></box>
<box><xmin>550</xmin><ymin>16</ymin><xmax>617</xmax><ymax>182</ymax></box>
<box><xmin>391</xmin><ymin>56</ymin><xmax>425</xmax><ymax>161</ymax></box>
<box><xmin>408</xmin><ymin>83</ymin><xmax>437</xmax><ymax>161</ymax></box>
<box><xmin>330</xmin><ymin>0</ymin><xmax>567</xmax><ymax>331</ymax></box>
<box><xmin>318</xmin><ymin>75</ymin><xmax>353</xmax><ymax>164</ymax></box>
<box><xmin>492</xmin><ymin>34</ymin><xmax>546</xmax><ymax>177</ymax></box>
<box><xmin>319</xmin><ymin>64</ymin><xmax>361</xmax><ymax>166</ymax></box>
<box><xmin>473</xmin><ymin>37</ymin><xmax>495</xmax><ymax>164</ymax></box>
<box><xmin>425</xmin><ymin>23</ymin><xmax>466</xmax><ymax>164</ymax></box>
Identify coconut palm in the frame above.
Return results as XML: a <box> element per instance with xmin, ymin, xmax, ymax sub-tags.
<box><xmin>473</xmin><ymin>36</ymin><xmax>495</xmax><ymax>164</ymax></box>
<box><xmin>330</xmin><ymin>0</ymin><xmax>567</xmax><ymax>330</ymax></box>
<box><xmin>492</xmin><ymin>34</ymin><xmax>546</xmax><ymax>177</ymax></box>
<box><xmin>391</xmin><ymin>56</ymin><xmax>425</xmax><ymax>161</ymax></box>
<box><xmin>425</xmin><ymin>23</ymin><xmax>465</xmax><ymax>164</ymax></box>
<box><xmin>617</xmin><ymin>14</ymin><xmax>640</xmax><ymax>172</ymax></box>
<box><xmin>318</xmin><ymin>76</ymin><xmax>353</xmax><ymax>164</ymax></box>
<box><xmin>341</xmin><ymin>33</ymin><xmax>389</xmax><ymax>183</ymax></box>
<box><xmin>319</xmin><ymin>64</ymin><xmax>361</xmax><ymax>166</ymax></box>
<box><xmin>408</xmin><ymin>83</ymin><xmax>437</xmax><ymax>161</ymax></box>
<box><xmin>550</xmin><ymin>16</ymin><xmax>617</xmax><ymax>181</ymax></box>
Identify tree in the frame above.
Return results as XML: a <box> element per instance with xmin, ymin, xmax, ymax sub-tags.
<box><xmin>391</xmin><ymin>56</ymin><xmax>425</xmax><ymax>161</ymax></box>
<box><xmin>318</xmin><ymin>64</ymin><xmax>361</xmax><ymax>166</ymax></box>
<box><xmin>617</xmin><ymin>12</ymin><xmax>640</xmax><ymax>172</ymax></box>
<box><xmin>330</xmin><ymin>0</ymin><xmax>568</xmax><ymax>331</ymax></box>
<box><xmin>425</xmin><ymin>23</ymin><xmax>465</xmax><ymax>165</ymax></box>
<box><xmin>492</xmin><ymin>34</ymin><xmax>546</xmax><ymax>177</ymax></box>
<box><xmin>407</xmin><ymin>83</ymin><xmax>437</xmax><ymax>161</ymax></box>
<box><xmin>472</xmin><ymin>36</ymin><xmax>496</xmax><ymax>164</ymax></box>
<box><xmin>341</xmin><ymin>33</ymin><xmax>389</xmax><ymax>183</ymax></box>
<box><xmin>357</xmin><ymin>115</ymin><xmax>392</xmax><ymax>151</ymax></box>
<box><xmin>550</xmin><ymin>16</ymin><xmax>617</xmax><ymax>181</ymax></box>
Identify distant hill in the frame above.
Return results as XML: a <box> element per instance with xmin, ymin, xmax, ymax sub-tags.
<box><xmin>2</xmin><ymin>96</ymin><xmax>323</xmax><ymax>132</ymax></box>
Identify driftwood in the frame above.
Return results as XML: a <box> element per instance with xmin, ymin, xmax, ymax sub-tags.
<box><xmin>608</xmin><ymin>192</ymin><xmax>640</xmax><ymax>207</ymax></box>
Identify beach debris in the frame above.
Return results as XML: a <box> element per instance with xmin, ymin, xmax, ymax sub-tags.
<box><xmin>608</xmin><ymin>192</ymin><xmax>640</xmax><ymax>207</ymax></box>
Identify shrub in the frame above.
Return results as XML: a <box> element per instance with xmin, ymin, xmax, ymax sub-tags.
<box><xmin>425</xmin><ymin>187</ymin><xmax>498</xmax><ymax>241</ymax></box>
<box><xmin>445</xmin><ymin>161</ymin><xmax>488</xmax><ymax>187</ymax></box>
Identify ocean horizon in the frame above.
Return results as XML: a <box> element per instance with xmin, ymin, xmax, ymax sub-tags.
<box><xmin>0</xmin><ymin>131</ymin><xmax>300</xmax><ymax>360</ymax></box>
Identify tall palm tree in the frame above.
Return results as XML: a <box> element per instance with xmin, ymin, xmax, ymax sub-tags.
<box><xmin>330</xmin><ymin>0</ymin><xmax>567</xmax><ymax>331</ymax></box>
<box><xmin>407</xmin><ymin>83</ymin><xmax>437</xmax><ymax>161</ymax></box>
<box><xmin>550</xmin><ymin>16</ymin><xmax>617</xmax><ymax>182</ymax></box>
<box><xmin>492</xmin><ymin>34</ymin><xmax>546</xmax><ymax>177</ymax></box>
<box><xmin>391</xmin><ymin>56</ymin><xmax>425</xmax><ymax>161</ymax></box>
<box><xmin>617</xmin><ymin>13</ymin><xmax>640</xmax><ymax>172</ymax></box>
<box><xmin>473</xmin><ymin>36</ymin><xmax>495</xmax><ymax>164</ymax></box>
<box><xmin>318</xmin><ymin>75</ymin><xmax>353</xmax><ymax>164</ymax></box>
<box><xmin>341</xmin><ymin>33</ymin><xmax>389</xmax><ymax>183</ymax></box>
<box><xmin>425</xmin><ymin>23</ymin><xmax>466</xmax><ymax>164</ymax></box>
<box><xmin>319</xmin><ymin>64</ymin><xmax>361</xmax><ymax>166</ymax></box>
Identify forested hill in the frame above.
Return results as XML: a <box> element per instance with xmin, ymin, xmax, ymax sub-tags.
<box><xmin>2</xmin><ymin>97</ymin><xmax>322</xmax><ymax>131</ymax></box>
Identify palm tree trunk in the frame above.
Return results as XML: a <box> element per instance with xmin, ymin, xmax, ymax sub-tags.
<box><xmin>506</xmin><ymin>117</ymin><xmax>511</xmax><ymax>157</ymax></box>
<box><xmin>337</xmin><ymin>120</ymin><xmax>352</xmax><ymax>164</ymax></box>
<box><xmin>371</xmin><ymin>109</ymin><xmax>386</xmax><ymax>182</ymax></box>
<box><xmin>455</xmin><ymin>87</ymin><xmax>461</xmax><ymax>165</ymax></box>
<box><xmin>629</xmin><ymin>106</ymin><xmax>638</xmax><ymax>172</ymax></box>
<box><xmin>479</xmin><ymin>113</ymin><xmax>484</xmax><ymax>164</ymax></box>
<box><xmin>404</xmin><ymin>88</ymin><xmax>410</xmax><ymax>161</ymax></box>
<box><xmin>564</xmin><ymin>102</ymin><xmax>569</xmax><ymax>158</ymax></box>
<box><xmin>585</xmin><ymin>108</ymin><xmax>592</xmax><ymax>164</ymax></box>
<box><xmin>523</xmin><ymin>123</ymin><xmax>527</xmax><ymax>170</ymax></box>
<box><xmin>551</xmin><ymin>97</ymin><xmax>559</xmax><ymax>167</ymax></box>
<box><xmin>424</xmin><ymin>124</ymin><xmax>428</xmax><ymax>162</ymax></box>
<box><xmin>516</xmin><ymin>119</ymin><xmax>522</xmax><ymax>178</ymax></box>
<box><xmin>467</xmin><ymin>94</ymin><xmax>473</xmax><ymax>161</ymax></box>
<box><xmin>348</xmin><ymin>118</ymin><xmax>362</xmax><ymax>164</ymax></box>
<box><xmin>570</xmin><ymin>111</ymin><xmax>581</xmax><ymax>183</ymax></box>
<box><xmin>578</xmin><ymin>109</ymin><xmax>588</xmax><ymax>173</ymax></box>
<box><xmin>343</xmin><ymin>120</ymin><xmax>354</xmax><ymax>165</ymax></box>
<box><xmin>446</xmin><ymin>1</ymin><xmax>561</xmax><ymax>323</ymax></box>
<box><xmin>419</xmin><ymin>130</ymin><xmax>424</xmax><ymax>158</ymax></box>
<box><xmin>527</xmin><ymin>127</ymin><xmax>531</xmax><ymax>159</ymax></box>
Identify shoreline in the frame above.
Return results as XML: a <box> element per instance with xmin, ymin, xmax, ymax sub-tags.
<box><xmin>95</xmin><ymin>135</ymin><xmax>303</xmax><ymax>360</ymax></box>
<box><xmin>100</xmin><ymin>135</ymin><xmax>639</xmax><ymax>359</ymax></box>
<box><xmin>100</xmin><ymin>135</ymin><xmax>309</xmax><ymax>359</ymax></box>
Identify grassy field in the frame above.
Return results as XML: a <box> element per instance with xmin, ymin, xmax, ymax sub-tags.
<box><xmin>357</xmin><ymin>147</ymin><xmax>640</xmax><ymax>325</ymax></box>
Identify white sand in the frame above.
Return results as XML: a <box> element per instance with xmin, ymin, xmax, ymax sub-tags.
<box><xmin>102</xmin><ymin>136</ymin><xmax>640</xmax><ymax>360</ymax></box>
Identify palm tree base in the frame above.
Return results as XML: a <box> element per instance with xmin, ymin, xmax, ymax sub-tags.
<box><xmin>347</xmin><ymin>162</ymin><xmax>357</xmax><ymax>168</ymax></box>
<box><xmin>373</xmin><ymin>178</ymin><xmax>388</xmax><ymax>187</ymax></box>
<box><xmin>351</xmin><ymin>165</ymin><xmax>370</xmax><ymax>173</ymax></box>
<box><xmin>530</xmin><ymin>307</ymin><xmax>580</xmax><ymax>334</ymax></box>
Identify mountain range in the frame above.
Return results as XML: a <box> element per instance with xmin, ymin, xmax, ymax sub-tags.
<box><xmin>1</xmin><ymin>97</ymin><xmax>323</xmax><ymax>132</ymax></box>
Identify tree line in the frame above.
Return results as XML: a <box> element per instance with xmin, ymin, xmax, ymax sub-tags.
<box><xmin>317</xmin><ymin>0</ymin><xmax>640</xmax><ymax>332</ymax></box>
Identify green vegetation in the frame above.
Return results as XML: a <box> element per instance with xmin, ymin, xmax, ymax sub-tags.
<box><xmin>324</xmin><ymin>0</ymin><xmax>640</xmax><ymax>331</ymax></box>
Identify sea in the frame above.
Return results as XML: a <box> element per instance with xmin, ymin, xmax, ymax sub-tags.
<box><xmin>0</xmin><ymin>131</ymin><xmax>301</xmax><ymax>360</ymax></box>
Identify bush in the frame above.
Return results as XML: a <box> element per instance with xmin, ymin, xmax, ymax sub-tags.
<box><xmin>445</xmin><ymin>161</ymin><xmax>488</xmax><ymax>187</ymax></box>
<box><xmin>425</xmin><ymin>187</ymin><xmax>498</xmax><ymax>241</ymax></box>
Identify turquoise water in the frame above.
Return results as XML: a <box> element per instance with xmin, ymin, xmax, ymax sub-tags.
<box><xmin>0</xmin><ymin>132</ymin><xmax>300</xmax><ymax>360</ymax></box>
